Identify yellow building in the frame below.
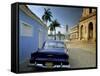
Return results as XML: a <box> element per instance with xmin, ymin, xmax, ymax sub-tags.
<box><xmin>69</xmin><ymin>8</ymin><xmax>96</xmax><ymax>42</ymax></box>
<box><xmin>69</xmin><ymin>25</ymin><xmax>79</xmax><ymax>41</ymax></box>
<box><xmin>79</xmin><ymin>8</ymin><xmax>96</xmax><ymax>41</ymax></box>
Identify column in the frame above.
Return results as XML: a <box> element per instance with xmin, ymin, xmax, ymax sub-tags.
<box><xmin>86</xmin><ymin>24</ymin><xmax>89</xmax><ymax>41</ymax></box>
<box><xmin>93</xmin><ymin>22</ymin><xmax>96</xmax><ymax>41</ymax></box>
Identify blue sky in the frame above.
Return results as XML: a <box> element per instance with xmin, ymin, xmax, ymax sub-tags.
<box><xmin>27</xmin><ymin>5</ymin><xmax>82</xmax><ymax>34</ymax></box>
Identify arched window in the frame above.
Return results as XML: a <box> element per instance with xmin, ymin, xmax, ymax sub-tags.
<box><xmin>80</xmin><ymin>25</ymin><xmax>84</xmax><ymax>39</ymax></box>
<box><xmin>88</xmin><ymin>22</ymin><xmax>93</xmax><ymax>39</ymax></box>
<box><xmin>89</xmin><ymin>8</ymin><xmax>92</xmax><ymax>14</ymax></box>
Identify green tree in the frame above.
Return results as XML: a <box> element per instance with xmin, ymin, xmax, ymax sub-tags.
<box><xmin>42</xmin><ymin>8</ymin><xmax>52</xmax><ymax>25</ymax></box>
<box><xmin>49</xmin><ymin>23</ymin><xmax>54</xmax><ymax>35</ymax></box>
<box><xmin>58</xmin><ymin>31</ymin><xmax>61</xmax><ymax>40</ymax></box>
<box><xmin>50</xmin><ymin>20</ymin><xmax>60</xmax><ymax>40</ymax></box>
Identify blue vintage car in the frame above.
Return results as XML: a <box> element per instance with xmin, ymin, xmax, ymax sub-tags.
<box><xmin>29</xmin><ymin>40</ymin><xmax>70</xmax><ymax>69</ymax></box>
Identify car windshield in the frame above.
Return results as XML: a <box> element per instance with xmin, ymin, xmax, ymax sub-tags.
<box><xmin>44</xmin><ymin>41</ymin><xmax>64</xmax><ymax>49</ymax></box>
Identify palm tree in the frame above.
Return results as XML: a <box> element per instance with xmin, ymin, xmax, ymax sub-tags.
<box><xmin>42</xmin><ymin>8</ymin><xmax>52</xmax><ymax>25</ymax></box>
<box><xmin>58</xmin><ymin>31</ymin><xmax>61</xmax><ymax>40</ymax></box>
<box><xmin>50</xmin><ymin>20</ymin><xmax>60</xmax><ymax>40</ymax></box>
<box><xmin>49</xmin><ymin>23</ymin><xmax>54</xmax><ymax>35</ymax></box>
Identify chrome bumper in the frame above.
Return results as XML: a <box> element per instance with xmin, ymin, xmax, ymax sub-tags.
<box><xmin>28</xmin><ymin>63</ymin><xmax>70</xmax><ymax>69</ymax></box>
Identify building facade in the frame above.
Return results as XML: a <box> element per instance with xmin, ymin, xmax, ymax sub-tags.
<box><xmin>19</xmin><ymin>5</ymin><xmax>48</xmax><ymax>63</ymax></box>
<box><xmin>69</xmin><ymin>25</ymin><xmax>79</xmax><ymax>41</ymax></box>
<box><xmin>79</xmin><ymin>8</ymin><xmax>96</xmax><ymax>41</ymax></box>
<box><xmin>69</xmin><ymin>8</ymin><xmax>96</xmax><ymax>42</ymax></box>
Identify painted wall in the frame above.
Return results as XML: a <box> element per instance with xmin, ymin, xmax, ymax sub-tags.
<box><xmin>19</xmin><ymin>9</ymin><xmax>47</xmax><ymax>64</ymax></box>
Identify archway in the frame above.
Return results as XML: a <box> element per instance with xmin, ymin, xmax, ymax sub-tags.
<box><xmin>80</xmin><ymin>25</ymin><xmax>84</xmax><ymax>39</ymax></box>
<box><xmin>88</xmin><ymin>22</ymin><xmax>93</xmax><ymax>40</ymax></box>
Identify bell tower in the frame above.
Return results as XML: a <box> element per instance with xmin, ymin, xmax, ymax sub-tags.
<box><xmin>81</xmin><ymin>8</ymin><xmax>96</xmax><ymax>18</ymax></box>
<box><xmin>82</xmin><ymin>8</ymin><xmax>89</xmax><ymax>17</ymax></box>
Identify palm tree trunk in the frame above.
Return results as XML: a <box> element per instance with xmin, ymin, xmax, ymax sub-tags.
<box><xmin>46</xmin><ymin>21</ymin><xmax>48</xmax><ymax>26</ymax></box>
<box><xmin>55</xmin><ymin>29</ymin><xmax>56</xmax><ymax>40</ymax></box>
<box><xmin>50</xmin><ymin>31</ymin><xmax>53</xmax><ymax>35</ymax></box>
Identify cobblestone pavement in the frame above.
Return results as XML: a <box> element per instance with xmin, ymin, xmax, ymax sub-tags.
<box><xmin>65</xmin><ymin>41</ymin><xmax>96</xmax><ymax>68</ymax></box>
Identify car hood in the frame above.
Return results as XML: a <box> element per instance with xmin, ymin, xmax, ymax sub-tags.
<box><xmin>38</xmin><ymin>48</ymin><xmax>66</xmax><ymax>54</ymax></box>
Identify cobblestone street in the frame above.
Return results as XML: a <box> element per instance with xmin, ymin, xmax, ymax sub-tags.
<box><xmin>65</xmin><ymin>41</ymin><xmax>96</xmax><ymax>68</ymax></box>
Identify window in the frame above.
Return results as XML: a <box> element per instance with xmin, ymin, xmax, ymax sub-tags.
<box><xmin>20</xmin><ymin>21</ymin><xmax>33</xmax><ymax>37</ymax></box>
<box><xmin>44</xmin><ymin>42</ymin><xmax>64</xmax><ymax>49</ymax></box>
<box><xmin>89</xmin><ymin>8</ymin><xmax>92</xmax><ymax>14</ymax></box>
<box><xmin>38</xmin><ymin>29</ymin><xmax>43</xmax><ymax>48</ymax></box>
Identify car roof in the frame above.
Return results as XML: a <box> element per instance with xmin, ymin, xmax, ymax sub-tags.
<box><xmin>46</xmin><ymin>40</ymin><xmax>64</xmax><ymax>43</ymax></box>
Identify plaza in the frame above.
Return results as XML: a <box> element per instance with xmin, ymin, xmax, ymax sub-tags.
<box><xmin>65</xmin><ymin>41</ymin><xmax>96</xmax><ymax>68</ymax></box>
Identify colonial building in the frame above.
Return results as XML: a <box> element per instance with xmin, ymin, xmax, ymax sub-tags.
<box><xmin>69</xmin><ymin>8</ymin><xmax>96</xmax><ymax>42</ymax></box>
<box><xmin>79</xmin><ymin>8</ymin><xmax>96</xmax><ymax>41</ymax></box>
<box><xmin>69</xmin><ymin>25</ymin><xmax>79</xmax><ymax>41</ymax></box>
<box><xmin>19</xmin><ymin>5</ymin><xmax>48</xmax><ymax>64</ymax></box>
